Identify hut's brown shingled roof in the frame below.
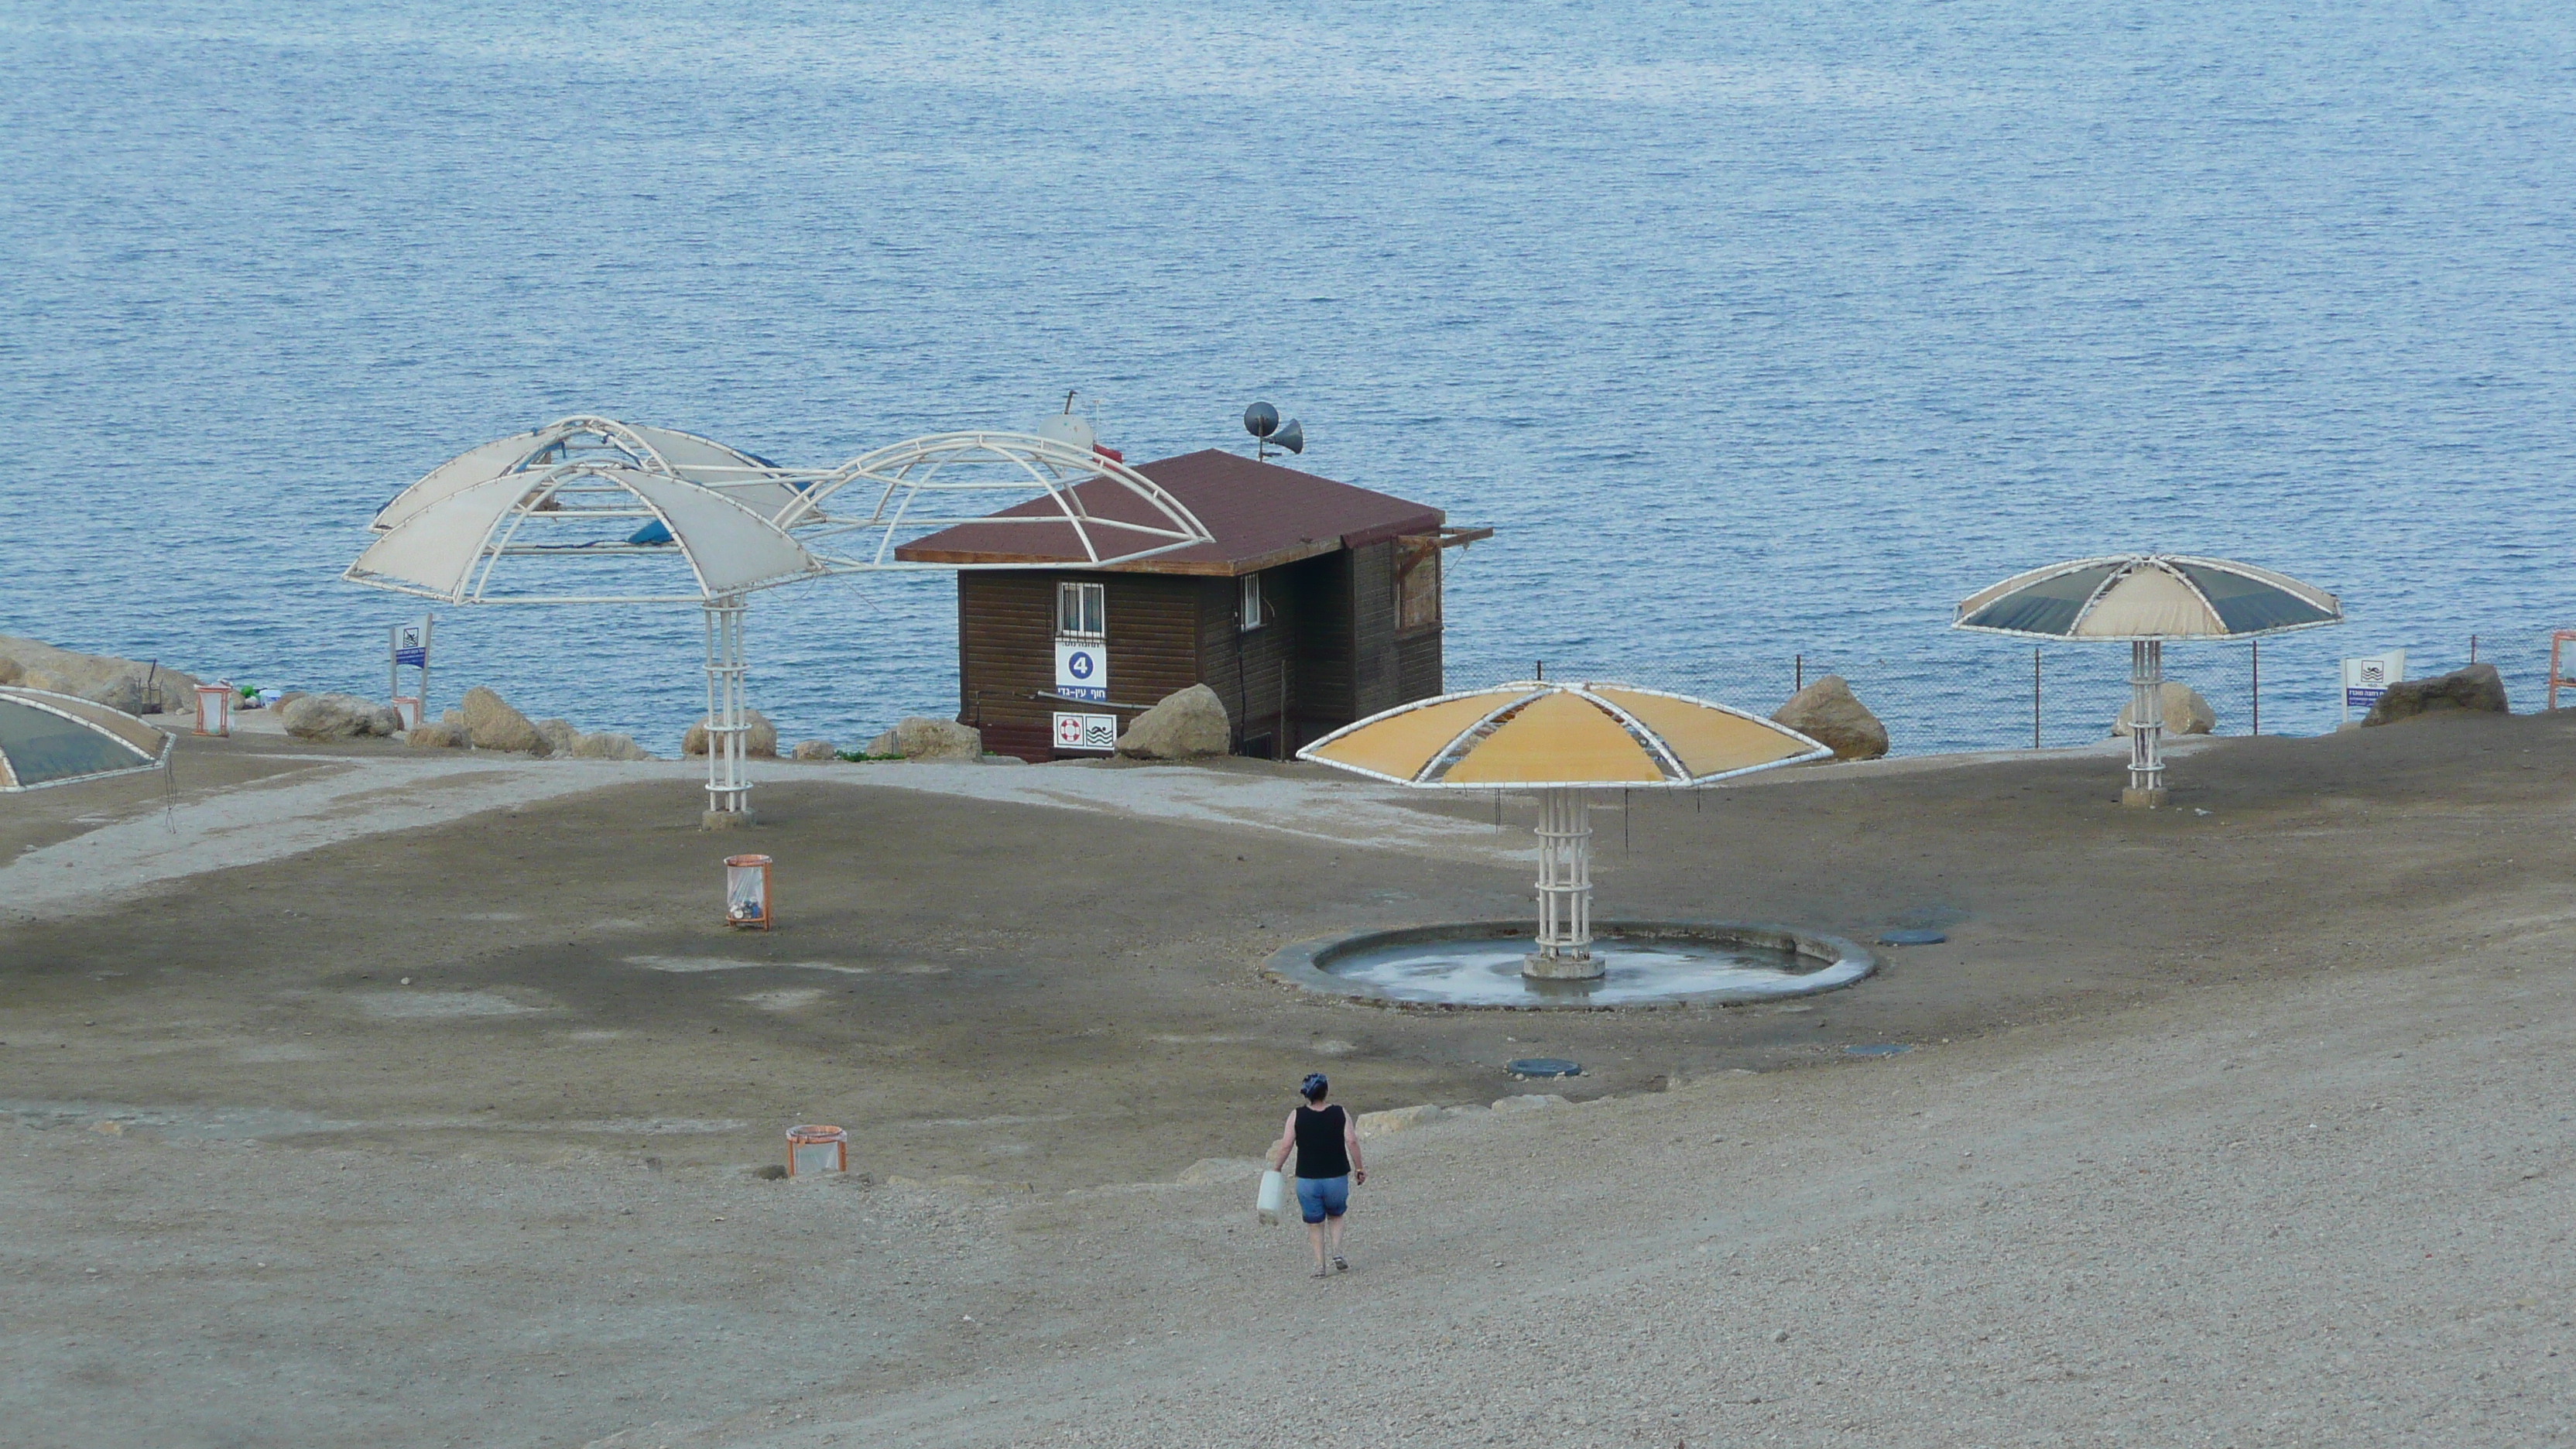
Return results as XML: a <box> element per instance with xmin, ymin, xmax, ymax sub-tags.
<box><xmin>892</xmin><ymin>449</ymin><xmax>1444</xmax><ymax>577</ymax></box>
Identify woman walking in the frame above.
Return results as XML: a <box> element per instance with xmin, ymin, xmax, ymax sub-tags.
<box><xmin>1266</xmin><ymin>1073</ymin><xmax>1365</xmax><ymax>1277</ymax></box>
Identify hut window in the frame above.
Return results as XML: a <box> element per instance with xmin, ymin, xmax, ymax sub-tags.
<box><xmin>1399</xmin><ymin>548</ymin><xmax>1441</xmax><ymax>631</ymax></box>
<box><xmin>1056</xmin><ymin>581</ymin><xmax>1105</xmax><ymax>639</ymax></box>
<box><xmin>1239</xmin><ymin>574</ymin><xmax>1264</xmax><ymax>631</ymax></box>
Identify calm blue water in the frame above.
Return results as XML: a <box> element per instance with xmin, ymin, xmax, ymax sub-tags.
<box><xmin>4</xmin><ymin>2</ymin><xmax>2572</xmax><ymax>755</ymax></box>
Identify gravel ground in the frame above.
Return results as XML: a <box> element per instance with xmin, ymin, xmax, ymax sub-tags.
<box><xmin>5</xmin><ymin>712</ymin><xmax>2574</xmax><ymax>1446</ymax></box>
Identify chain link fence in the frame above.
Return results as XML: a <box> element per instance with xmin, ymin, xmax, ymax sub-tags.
<box><xmin>1465</xmin><ymin>625</ymin><xmax>2564</xmax><ymax>759</ymax></box>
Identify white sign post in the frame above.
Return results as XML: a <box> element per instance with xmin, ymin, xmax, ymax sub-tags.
<box><xmin>389</xmin><ymin>614</ymin><xmax>434</xmax><ymax>725</ymax></box>
<box><xmin>2341</xmin><ymin>650</ymin><xmax>2404</xmax><ymax>723</ymax></box>
<box><xmin>1053</xmin><ymin>711</ymin><xmax>1119</xmax><ymax>753</ymax></box>
<box><xmin>1054</xmin><ymin>641</ymin><xmax>1107</xmax><ymax>702</ymax></box>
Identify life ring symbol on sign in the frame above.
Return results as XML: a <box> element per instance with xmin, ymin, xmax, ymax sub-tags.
<box><xmin>1055</xmin><ymin>714</ymin><xmax>1084</xmax><ymax>746</ymax></box>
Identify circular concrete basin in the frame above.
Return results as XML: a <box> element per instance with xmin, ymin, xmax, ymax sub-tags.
<box><xmin>1265</xmin><ymin>921</ymin><xmax>1875</xmax><ymax>1011</ymax></box>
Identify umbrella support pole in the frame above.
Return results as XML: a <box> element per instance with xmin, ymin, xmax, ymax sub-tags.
<box><xmin>703</xmin><ymin>594</ymin><xmax>755</xmax><ymax>829</ymax></box>
<box><xmin>2123</xmin><ymin>639</ymin><xmax>2168</xmax><ymax>808</ymax></box>
<box><xmin>1525</xmin><ymin>787</ymin><xmax>1601</xmax><ymax>979</ymax></box>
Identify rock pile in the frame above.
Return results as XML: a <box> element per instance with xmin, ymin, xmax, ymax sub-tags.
<box><xmin>896</xmin><ymin>717</ymin><xmax>981</xmax><ymax>761</ymax></box>
<box><xmin>1771</xmin><ymin>675</ymin><xmax>1888</xmax><ymax>761</ymax></box>
<box><xmin>570</xmin><ymin>732</ymin><xmax>653</xmax><ymax>761</ymax></box>
<box><xmin>0</xmin><ymin>634</ymin><xmax>203</xmax><ymax>714</ymax></box>
<box><xmin>281</xmin><ymin>693</ymin><xmax>403</xmax><ymax>740</ymax></box>
<box><xmin>683</xmin><ymin>709</ymin><xmax>779</xmax><ymax>758</ymax></box>
<box><xmin>2112</xmin><ymin>682</ymin><xmax>2217</xmax><ymax>737</ymax></box>
<box><xmin>2363</xmin><ymin>663</ymin><xmax>2509</xmax><ymax>725</ymax></box>
<box><xmin>461</xmin><ymin>687</ymin><xmax>546</xmax><ymax>754</ymax></box>
<box><xmin>394</xmin><ymin>686</ymin><xmax>656</xmax><ymax>758</ymax></box>
<box><xmin>1117</xmin><ymin>684</ymin><xmax>1231</xmax><ymax>760</ymax></box>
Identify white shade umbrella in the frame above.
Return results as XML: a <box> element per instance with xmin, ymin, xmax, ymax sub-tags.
<box><xmin>1954</xmin><ymin>553</ymin><xmax>2343</xmax><ymax>805</ymax></box>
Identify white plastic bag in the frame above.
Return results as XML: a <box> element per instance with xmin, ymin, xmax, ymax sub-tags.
<box><xmin>1256</xmin><ymin>1170</ymin><xmax>1287</xmax><ymax>1226</ymax></box>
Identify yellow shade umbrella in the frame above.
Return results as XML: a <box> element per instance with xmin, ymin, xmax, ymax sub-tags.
<box><xmin>1299</xmin><ymin>681</ymin><xmax>1828</xmax><ymax>978</ymax></box>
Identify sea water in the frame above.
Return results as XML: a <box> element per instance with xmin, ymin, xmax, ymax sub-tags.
<box><xmin>2</xmin><ymin>2</ymin><xmax>2570</xmax><ymax>755</ymax></box>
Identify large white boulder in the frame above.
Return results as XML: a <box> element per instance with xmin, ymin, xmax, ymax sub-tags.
<box><xmin>1771</xmin><ymin>675</ymin><xmax>1888</xmax><ymax>761</ymax></box>
<box><xmin>2112</xmin><ymin>682</ymin><xmax>2217</xmax><ymax>737</ymax></box>
<box><xmin>2362</xmin><ymin>663</ymin><xmax>2509</xmax><ymax>725</ymax></box>
<box><xmin>0</xmin><ymin>635</ymin><xmax>200</xmax><ymax>714</ymax></box>
<box><xmin>683</xmin><ymin>708</ymin><xmax>778</xmax><ymax>758</ymax></box>
<box><xmin>282</xmin><ymin>691</ymin><xmax>402</xmax><ymax>740</ymax></box>
<box><xmin>570</xmin><ymin>731</ymin><xmax>655</xmax><ymax>761</ymax></box>
<box><xmin>896</xmin><ymin>716</ymin><xmax>982</xmax><ymax>762</ymax></box>
<box><xmin>1116</xmin><ymin>684</ymin><xmax>1231</xmax><ymax>760</ymax></box>
<box><xmin>791</xmin><ymin>739</ymin><xmax>840</xmax><ymax>762</ymax></box>
<box><xmin>461</xmin><ymin>686</ymin><xmax>547</xmax><ymax>755</ymax></box>
<box><xmin>533</xmin><ymin>718</ymin><xmax>584</xmax><ymax>757</ymax></box>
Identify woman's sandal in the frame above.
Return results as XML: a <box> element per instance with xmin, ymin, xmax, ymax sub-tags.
<box><xmin>1310</xmin><ymin>1265</ymin><xmax>1331</xmax><ymax>1278</ymax></box>
<box><xmin>1332</xmin><ymin>1255</ymin><xmax>1348</xmax><ymax>1273</ymax></box>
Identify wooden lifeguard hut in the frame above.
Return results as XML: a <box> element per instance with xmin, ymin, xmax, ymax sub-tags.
<box><xmin>896</xmin><ymin>449</ymin><xmax>1488</xmax><ymax>762</ymax></box>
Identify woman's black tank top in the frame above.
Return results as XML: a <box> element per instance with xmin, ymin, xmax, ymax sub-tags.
<box><xmin>1293</xmin><ymin>1104</ymin><xmax>1350</xmax><ymax>1179</ymax></box>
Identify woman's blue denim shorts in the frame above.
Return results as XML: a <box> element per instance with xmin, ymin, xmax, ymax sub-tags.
<box><xmin>1295</xmin><ymin>1173</ymin><xmax>1350</xmax><ymax>1224</ymax></box>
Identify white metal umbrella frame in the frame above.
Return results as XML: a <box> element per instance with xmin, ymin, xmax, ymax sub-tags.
<box><xmin>772</xmin><ymin>430</ymin><xmax>1214</xmax><ymax>572</ymax></box>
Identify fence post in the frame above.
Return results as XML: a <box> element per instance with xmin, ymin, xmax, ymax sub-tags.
<box><xmin>2250</xmin><ymin>641</ymin><xmax>2259</xmax><ymax>736</ymax></box>
<box><xmin>1794</xmin><ymin>654</ymin><xmax>1803</xmax><ymax>693</ymax></box>
<box><xmin>2032</xmin><ymin>646</ymin><xmax>2042</xmax><ymax>748</ymax></box>
<box><xmin>2470</xmin><ymin>633</ymin><xmax>2478</xmax><ymax>665</ymax></box>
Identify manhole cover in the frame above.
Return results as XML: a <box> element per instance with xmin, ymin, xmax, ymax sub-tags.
<box><xmin>1877</xmin><ymin>929</ymin><xmax>1947</xmax><ymax>946</ymax></box>
<box><xmin>1843</xmin><ymin>1043</ymin><xmax>1913</xmax><ymax>1058</ymax></box>
<box><xmin>1506</xmin><ymin>1058</ymin><xmax>1583</xmax><ymax>1077</ymax></box>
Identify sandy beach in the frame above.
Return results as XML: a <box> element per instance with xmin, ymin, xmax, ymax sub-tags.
<box><xmin>5</xmin><ymin>711</ymin><xmax>2573</xmax><ymax>1446</ymax></box>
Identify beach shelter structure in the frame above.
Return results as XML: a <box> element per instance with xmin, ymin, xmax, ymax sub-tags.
<box><xmin>347</xmin><ymin>421</ymin><xmax>1217</xmax><ymax>824</ymax></box>
<box><xmin>0</xmin><ymin>687</ymin><xmax>170</xmax><ymax>791</ymax></box>
<box><xmin>1299</xmin><ymin>680</ymin><xmax>1830</xmax><ymax>978</ymax></box>
<box><xmin>1953</xmin><ymin>553</ymin><xmax>2342</xmax><ymax>806</ymax></box>
<box><xmin>346</xmin><ymin>436</ymin><xmax>827</xmax><ymax>823</ymax></box>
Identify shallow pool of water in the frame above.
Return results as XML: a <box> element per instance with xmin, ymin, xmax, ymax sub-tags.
<box><xmin>1323</xmin><ymin>935</ymin><xmax>1844</xmax><ymax>1006</ymax></box>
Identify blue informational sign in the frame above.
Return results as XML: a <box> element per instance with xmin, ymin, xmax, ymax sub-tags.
<box><xmin>393</xmin><ymin>646</ymin><xmax>427</xmax><ymax>666</ymax></box>
<box><xmin>1054</xmin><ymin>641</ymin><xmax>1107</xmax><ymax>702</ymax></box>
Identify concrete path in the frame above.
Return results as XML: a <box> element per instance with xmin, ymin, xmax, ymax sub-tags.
<box><xmin>2</xmin><ymin>733</ymin><xmax>2219</xmax><ymax>923</ymax></box>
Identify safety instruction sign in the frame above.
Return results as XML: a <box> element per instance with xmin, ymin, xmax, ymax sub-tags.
<box><xmin>1054</xmin><ymin>642</ymin><xmax>1106</xmax><ymax>702</ymax></box>
<box><xmin>392</xmin><ymin>616</ymin><xmax>431</xmax><ymax>668</ymax></box>
<box><xmin>2341</xmin><ymin>651</ymin><xmax>2404</xmax><ymax>720</ymax></box>
<box><xmin>1053</xmin><ymin>711</ymin><xmax>1118</xmax><ymax>752</ymax></box>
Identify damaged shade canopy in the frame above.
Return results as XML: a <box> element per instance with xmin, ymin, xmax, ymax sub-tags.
<box><xmin>344</xmin><ymin>462</ymin><xmax>825</xmax><ymax>606</ymax></box>
<box><xmin>0</xmin><ymin>687</ymin><xmax>170</xmax><ymax>790</ymax></box>
<box><xmin>368</xmin><ymin>417</ymin><xmax>806</xmax><ymax>536</ymax></box>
